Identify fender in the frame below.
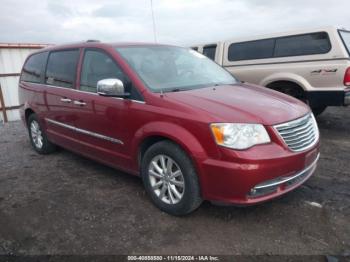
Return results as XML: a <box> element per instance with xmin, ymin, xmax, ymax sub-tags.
<box><xmin>260</xmin><ymin>72</ymin><xmax>311</xmax><ymax>90</ymax></box>
<box><xmin>131</xmin><ymin>121</ymin><xmax>208</xmax><ymax>169</ymax></box>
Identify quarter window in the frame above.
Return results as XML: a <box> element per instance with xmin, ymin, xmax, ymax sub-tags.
<box><xmin>203</xmin><ymin>45</ymin><xmax>217</xmax><ymax>60</ymax></box>
<box><xmin>45</xmin><ymin>50</ymin><xmax>79</xmax><ymax>88</ymax></box>
<box><xmin>21</xmin><ymin>52</ymin><xmax>48</xmax><ymax>83</ymax></box>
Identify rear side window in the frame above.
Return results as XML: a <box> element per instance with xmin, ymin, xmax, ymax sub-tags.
<box><xmin>228</xmin><ymin>39</ymin><xmax>275</xmax><ymax>61</ymax></box>
<box><xmin>274</xmin><ymin>32</ymin><xmax>331</xmax><ymax>57</ymax></box>
<box><xmin>21</xmin><ymin>52</ymin><xmax>47</xmax><ymax>83</ymax></box>
<box><xmin>45</xmin><ymin>50</ymin><xmax>79</xmax><ymax>88</ymax></box>
<box><xmin>203</xmin><ymin>45</ymin><xmax>217</xmax><ymax>60</ymax></box>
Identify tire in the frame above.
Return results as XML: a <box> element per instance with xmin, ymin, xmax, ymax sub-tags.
<box><xmin>311</xmin><ymin>106</ymin><xmax>327</xmax><ymax>116</ymax></box>
<box><xmin>141</xmin><ymin>140</ymin><xmax>202</xmax><ymax>216</ymax></box>
<box><xmin>268</xmin><ymin>82</ymin><xmax>307</xmax><ymax>102</ymax></box>
<box><xmin>27</xmin><ymin>114</ymin><xmax>56</xmax><ymax>154</ymax></box>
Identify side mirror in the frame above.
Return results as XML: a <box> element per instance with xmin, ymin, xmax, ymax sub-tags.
<box><xmin>97</xmin><ymin>78</ymin><xmax>130</xmax><ymax>97</ymax></box>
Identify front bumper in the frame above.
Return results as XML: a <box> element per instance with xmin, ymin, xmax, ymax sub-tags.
<box><xmin>198</xmin><ymin>143</ymin><xmax>320</xmax><ymax>205</ymax></box>
<box><xmin>248</xmin><ymin>153</ymin><xmax>319</xmax><ymax>198</ymax></box>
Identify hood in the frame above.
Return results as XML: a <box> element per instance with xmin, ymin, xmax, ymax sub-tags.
<box><xmin>164</xmin><ymin>83</ymin><xmax>310</xmax><ymax>126</ymax></box>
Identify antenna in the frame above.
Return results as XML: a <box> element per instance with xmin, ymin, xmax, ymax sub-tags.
<box><xmin>150</xmin><ymin>0</ymin><xmax>157</xmax><ymax>43</ymax></box>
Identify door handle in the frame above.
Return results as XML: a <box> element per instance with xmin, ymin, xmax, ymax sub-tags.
<box><xmin>73</xmin><ymin>100</ymin><xmax>87</xmax><ymax>106</ymax></box>
<box><xmin>60</xmin><ymin>98</ymin><xmax>72</xmax><ymax>103</ymax></box>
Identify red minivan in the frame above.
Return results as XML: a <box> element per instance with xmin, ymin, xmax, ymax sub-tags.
<box><xmin>19</xmin><ymin>41</ymin><xmax>320</xmax><ymax>215</ymax></box>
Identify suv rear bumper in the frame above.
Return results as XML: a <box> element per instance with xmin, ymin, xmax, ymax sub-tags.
<box><xmin>307</xmin><ymin>89</ymin><xmax>350</xmax><ymax>107</ymax></box>
<box><xmin>345</xmin><ymin>88</ymin><xmax>350</xmax><ymax>106</ymax></box>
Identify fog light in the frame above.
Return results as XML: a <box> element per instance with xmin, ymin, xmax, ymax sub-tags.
<box><xmin>248</xmin><ymin>185</ymin><xmax>278</xmax><ymax>198</ymax></box>
<box><xmin>250</xmin><ymin>188</ymin><xmax>257</xmax><ymax>195</ymax></box>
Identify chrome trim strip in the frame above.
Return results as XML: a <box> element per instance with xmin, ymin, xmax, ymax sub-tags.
<box><xmin>254</xmin><ymin>153</ymin><xmax>320</xmax><ymax>190</ymax></box>
<box><xmin>45</xmin><ymin>118</ymin><xmax>124</xmax><ymax>145</ymax></box>
<box><xmin>274</xmin><ymin>113</ymin><xmax>310</xmax><ymax>129</ymax></box>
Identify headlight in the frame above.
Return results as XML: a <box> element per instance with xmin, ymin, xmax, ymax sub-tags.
<box><xmin>210</xmin><ymin>123</ymin><xmax>271</xmax><ymax>150</ymax></box>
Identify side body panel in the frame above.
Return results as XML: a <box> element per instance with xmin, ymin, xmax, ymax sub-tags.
<box><xmin>220</xmin><ymin>27</ymin><xmax>350</xmax><ymax>93</ymax></box>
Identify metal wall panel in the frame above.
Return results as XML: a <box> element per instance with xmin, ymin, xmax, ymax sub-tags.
<box><xmin>0</xmin><ymin>47</ymin><xmax>44</xmax><ymax>122</ymax></box>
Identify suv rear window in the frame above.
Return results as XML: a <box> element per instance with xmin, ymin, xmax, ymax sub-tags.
<box><xmin>203</xmin><ymin>45</ymin><xmax>217</xmax><ymax>60</ymax></box>
<box><xmin>228</xmin><ymin>32</ymin><xmax>331</xmax><ymax>61</ymax></box>
<box><xmin>21</xmin><ymin>52</ymin><xmax>48</xmax><ymax>83</ymax></box>
<box><xmin>45</xmin><ymin>50</ymin><xmax>79</xmax><ymax>88</ymax></box>
<box><xmin>339</xmin><ymin>30</ymin><xmax>350</xmax><ymax>55</ymax></box>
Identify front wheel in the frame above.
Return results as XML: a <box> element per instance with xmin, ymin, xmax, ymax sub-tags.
<box><xmin>141</xmin><ymin>141</ymin><xmax>202</xmax><ymax>216</ymax></box>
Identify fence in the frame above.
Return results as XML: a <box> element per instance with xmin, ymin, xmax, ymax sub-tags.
<box><xmin>0</xmin><ymin>43</ymin><xmax>48</xmax><ymax>123</ymax></box>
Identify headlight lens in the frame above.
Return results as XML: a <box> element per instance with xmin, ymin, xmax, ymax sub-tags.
<box><xmin>210</xmin><ymin>123</ymin><xmax>271</xmax><ymax>150</ymax></box>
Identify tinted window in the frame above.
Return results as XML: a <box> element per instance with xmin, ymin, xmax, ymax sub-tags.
<box><xmin>191</xmin><ymin>47</ymin><xmax>198</xmax><ymax>51</ymax></box>
<box><xmin>274</xmin><ymin>32</ymin><xmax>331</xmax><ymax>57</ymax></box>
<box><xmin>21</xmin><ymin>52</ymin><xmax>47</xmax><ymax>83</ymax></box>
<box><xmin>80</xmin><ymin>50</ymin><xmax>126</xmax><ymax>93</ymax></box>
<box><xmin>203</xmin><ymin>45</ymin><xmax>217</xmax><ymax>60</ymax></box>
<box><xmin>45</xmin><ymin>50</ymin><xmax>79</xmax><ymax>88</ymax></box>
<box><xmin>228</xmin><ymin>39</ymin><xmax>275</xmax><ymax>61</ymax></box>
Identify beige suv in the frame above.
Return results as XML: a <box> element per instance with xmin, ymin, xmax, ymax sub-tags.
<box><xmin>191</xmin><ymin>26</ymin><xmax>350</xmax><ymax>115</ymax></box>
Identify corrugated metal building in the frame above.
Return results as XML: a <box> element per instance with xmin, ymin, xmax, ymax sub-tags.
<box><xmin>0</xmin><ymin>43</ymin><xmax>48</xmax><ymax>122</ymax></box>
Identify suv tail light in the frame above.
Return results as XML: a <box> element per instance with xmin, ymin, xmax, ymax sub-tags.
<box><xmin>344</xmin><ymin>67</ymin><xmax>350</xmax><ymax>86</ymax></box>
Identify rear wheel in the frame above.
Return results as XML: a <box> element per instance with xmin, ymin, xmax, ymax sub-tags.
<box><xmin>27</xmin><ymin>114</ymin><xmax>56</xmax><ymax>154</ymax></box>
<box><xmin>310</xmin><ymin>105</ymin><xmax>327</xmax><ymax>116</ymax></box>
<box><xmin>267</xmin><ymin>81</ymin><xmax>306</xmax><ymax>102</ymax></box>
<box><xmin>141</xmin><ymin>141</ymin><xmax>202</xmax><ymax>216</ymax></box>
<box><xmin>267</xmin><ymin>81</ymin><xmax>326</xmax><ymax>116</ymax></box>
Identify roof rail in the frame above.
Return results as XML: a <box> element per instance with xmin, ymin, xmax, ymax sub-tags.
<box><xmin>86</xmin><ymin>39</ymin><xmax>100</xmax><ymax>43</ymax></box>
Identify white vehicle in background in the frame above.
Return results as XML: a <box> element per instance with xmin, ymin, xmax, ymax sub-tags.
<box><xmin>191</xmin><ymin>27</ymin><xmax>350</xmax><ymax>115</ymax></box>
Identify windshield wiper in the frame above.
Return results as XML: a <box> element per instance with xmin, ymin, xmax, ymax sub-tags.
<box><xmin>166</xmin><ymin>88</ymin><xmax>184</xmax><ymax>92</ymax></box>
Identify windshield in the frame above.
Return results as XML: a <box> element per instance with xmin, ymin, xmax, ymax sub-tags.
<box><xmin>339</xmin><ymin>30</ymin><xmax>350</xmax><ymax>55</ymax></box>
<box><xmin>115</xmin><ymin>46</ymin><xmax>237</xmax><ymax>92</ymax></box>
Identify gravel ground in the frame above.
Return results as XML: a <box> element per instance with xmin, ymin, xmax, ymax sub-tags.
<box><xmin>0</xmin><ymin>107</ymin><xmax>349</xmax><ymax>256</ymax></box>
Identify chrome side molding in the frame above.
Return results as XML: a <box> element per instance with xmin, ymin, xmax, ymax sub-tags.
<box><xmin>45</xmin><ymin>118</ymin><xmax>124</xmax><ymax>145</ymax></box>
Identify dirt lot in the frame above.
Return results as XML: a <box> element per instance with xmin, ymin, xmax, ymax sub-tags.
<box><xmin>0</xmin><ymin>107</ymin><xmax>349</xmax><ymax>256</ymax></box>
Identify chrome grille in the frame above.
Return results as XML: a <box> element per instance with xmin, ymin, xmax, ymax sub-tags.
<box><xmin>274</xmin><ymin>114</ymin><xmax>319</xmax><ymax>152</ymax></box>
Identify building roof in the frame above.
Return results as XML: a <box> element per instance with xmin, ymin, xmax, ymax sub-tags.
<box><xmin>0</xmin><ymin>43</ymin><xmax>50</xmax><ymax>49</ymax></box>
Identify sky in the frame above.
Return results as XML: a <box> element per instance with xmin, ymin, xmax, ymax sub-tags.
<box><xmin>1</xmin><ymin>0</ymin><xmax>350</xmax><ymax>46</ymax></box>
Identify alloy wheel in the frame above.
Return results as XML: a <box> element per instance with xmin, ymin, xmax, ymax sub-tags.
<box><xmin>148</xmin><ymin>154</ymin><xmax>185</xmax><ymax>205</ymax></box>
<box><xmin>30</xmin><ymin>120</ymin><xmax>43</xmax><ymax>149</ymax></box>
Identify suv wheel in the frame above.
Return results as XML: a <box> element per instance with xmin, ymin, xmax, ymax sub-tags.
<box><xmin>141</xmin><ymin>141</ymin><xmax>202</xmax><ymax>216</ymax></box>
<box><xmin>27</xmin><ymin>114</ymin><xmax>56</xmax><ymax>154</ymax></box>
